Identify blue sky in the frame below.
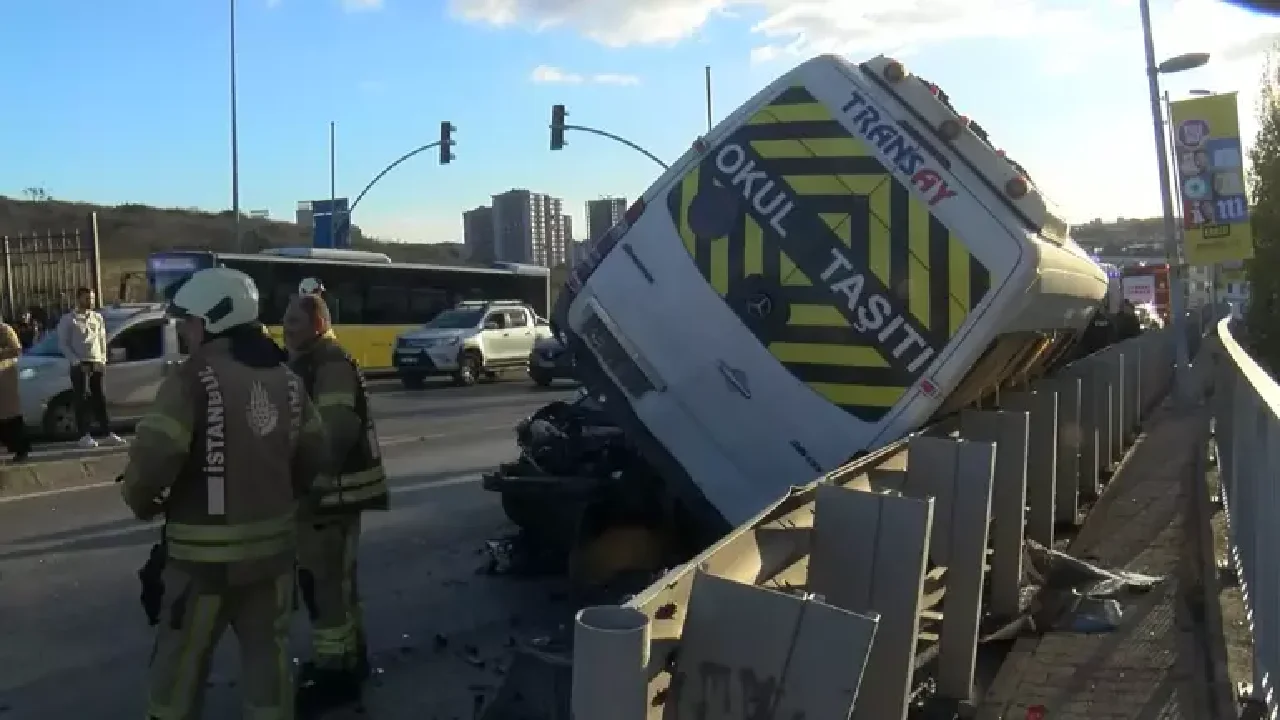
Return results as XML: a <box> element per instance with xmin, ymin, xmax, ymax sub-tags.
<box><xmin>2</xmin><ymin>0</ymin><xmax>1278</xmax><ymax>244</ymax></box>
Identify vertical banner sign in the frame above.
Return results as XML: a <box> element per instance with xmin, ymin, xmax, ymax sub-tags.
<box><xmin>1169</xmin><ymin>92</ymin><xmax>1254</xmax><ymax>265</ymax></box>
<box><xmin>310</xmin><ymin>198</ymin><xmax>351</xmax><ymax>249</ymax></box>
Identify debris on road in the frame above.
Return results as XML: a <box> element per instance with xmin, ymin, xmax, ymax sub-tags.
<box><xmin>1023</xmin><ymin>539</ymin><xmax>1165</xmax><ymax>633</ymax></box>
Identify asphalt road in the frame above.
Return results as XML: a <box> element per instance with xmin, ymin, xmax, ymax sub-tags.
<box><xmin>17</xmin><ymin>375</ymin><xmax>575</xmax><ymax>463</ymax></box>
<box><xmin>0</xmin><ymin>379</ymin><xmax>581</xmax><ymax>719</ymax></box>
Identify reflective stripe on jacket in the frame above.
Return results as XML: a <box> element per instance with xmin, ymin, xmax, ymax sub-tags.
<box><xmin>292</xmin><ymin>337</ymin><xmax>389</xmax><ymax>514</ymax></box>
<box><xmin>164</xmin><ymin>341</ymin><xmax>321</xmax><ymax>586</ymax></box>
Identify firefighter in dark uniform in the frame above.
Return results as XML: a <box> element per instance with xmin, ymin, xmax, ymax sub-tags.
<box><xmin>1114</xmin><ymin>299</ymin><xmax>1143</xmax><ymax>341</ymax></box>
<box><xmin>1074</xmin><ymin>303</ymin><xmax>1118</xmax><ymax>359</ymax></box>
<box><xmin>119</xmin><ymin>267</ymin><xmax>329</xmax><ymax>720</ymax></box>
<box><xmin>283</xmin><ymin>293</ymin><xmax>389</xmax><ymax>714</ymax></box>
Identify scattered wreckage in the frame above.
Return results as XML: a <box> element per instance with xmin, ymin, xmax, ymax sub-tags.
<box><xmin>481</xmin><ymin>392</ymin><xmax>687</xmax><ymax>592</ymax></box>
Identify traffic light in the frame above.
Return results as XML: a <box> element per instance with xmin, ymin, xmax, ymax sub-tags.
<box><xmin>550</xmin><ymin>105</ymin><xmax>566</xmax><ymax>151</ymax></box>
<box><xmin>439</xmin><ymin>121</ymin><xmax>456</xmax><ymax>164</ymax></box>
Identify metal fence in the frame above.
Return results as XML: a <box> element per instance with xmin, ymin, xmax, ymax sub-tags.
<box><xmin>0</xmin><ymin>212</ymin><xmax>104</xmax><ymax>325</ymax></box>
<box><xmin>543</xmin><ymin>310</ymin><xmax>1215</xmax><ymax>720</ymax></box>
<box><xmin>1213</xmin><ymin>316</ymin><xmax>1280</xmax><ymax>717</ymax></box>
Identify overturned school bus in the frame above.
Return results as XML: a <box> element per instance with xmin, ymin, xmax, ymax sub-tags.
<box><xmin>529</xmin><ymin>53</ymin><xmax>1109</xmax><ymax>567</ymax></box>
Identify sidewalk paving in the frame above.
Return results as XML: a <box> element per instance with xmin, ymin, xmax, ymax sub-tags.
<box><xmin>978</xmin><ymin>403</ymin><xmax>1213</xmax><ymax>720</ymax></box>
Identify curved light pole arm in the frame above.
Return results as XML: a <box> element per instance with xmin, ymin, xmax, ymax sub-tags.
<box><xmin>563</xmin><ymin>124</ymin><xmax>669</xmax><ymax>170</ymax></box>
<box><xmin>349</xmin><ymin>140</ymin><xmax>443</xmax><ymax>214</ymax></box>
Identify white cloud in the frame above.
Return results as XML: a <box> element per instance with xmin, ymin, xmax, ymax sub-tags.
<box><xmin>451</xmin><ymin>0</ymin><xmax>727</xmax><ymax>46</ymax></box>
<box><xmin>341</xmin><ymin>0</ymin><xmax>383</xmax><ymax>12</ymax></box>
<box><xmin>591</xmin><ymin>73</ymin><xmax>641</xmax><ymax>85</ymax></box>
<box><xmin>449</xmin><ymin>0</ymin><xmax>1087</xmax><ymax>56</ymax></box>
<box><xmin>458</xmin><ymin>0</ymin><xmax>1280</xmax><ymax>221</ymax></box>
<box><xmin>530</xmin><ymin>65</ymin><xmax>641</xmax><ymax>85</ymax></box>
<box><xmin>531</xmin><ymin>65</ymin><xmax>584</xmax><ymax>83</ymax></box>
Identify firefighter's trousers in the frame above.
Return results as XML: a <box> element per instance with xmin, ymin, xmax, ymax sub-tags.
<box><xmin>297</xmin><ymin>513</ymin><xmax>365</xmax><ymax>671</ymax></box>
<box><xmin>146</xmin><ymin>567</ymin><xmax>294</xmax><ymax>720</ymax></box>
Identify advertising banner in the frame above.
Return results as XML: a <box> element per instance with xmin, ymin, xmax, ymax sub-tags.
<box><xmin>1170</xmin><ymin>92</ymin><xmax>1254</xmax><ymax>265</ymax></box>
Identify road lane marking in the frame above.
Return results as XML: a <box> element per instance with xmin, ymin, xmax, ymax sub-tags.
<box><xmin>377</xmin><ymin>424</ymin><xmax>511</xmax><ymax>447</ymax></box>
<box><xmin>0</xmin><ymin>427</ymin><xmax>511</xmax><ymax>505</ymax></box>
<box><xmin>0</xmin><ymin>472</ymin><xmax>487</xmax><ymax>555</ymax></box>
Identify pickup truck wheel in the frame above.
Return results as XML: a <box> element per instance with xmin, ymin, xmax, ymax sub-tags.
<box><xmin>530</xmin><ymin>369</ymin><xmax>553</xmax><ymax>388</ymax></box>
<box><xmin>399</xmin><ymin>374</ymin><xmax>426</xmax><ymax>390</ymax></box>
<box><xmin>42</xmin><ymin>392</ymin><xmax>78</xmax><ymax>441</ymax></box>
<box><xmin>454</xmin><ymin>352</ymin><xmax>482</xmax><ymax>387</ymax></box>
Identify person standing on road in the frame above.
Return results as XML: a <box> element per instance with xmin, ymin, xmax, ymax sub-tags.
<box><xmin>119</xmin><ymin>267</ymin><xmax>328</xmax><ymax>720</ymax></box>
<box><xmin>15</xmin><ymin>310</ymin><xmax>40</xmax><ymax>350</ymax></box>
<box><xmin>0</xmin><ymin>319</ymin><xmax>31</xmax><ymax>462</ymax></box>
<box><xmin>1114</xmin><ymin>299</ymin><xmax>1143</xmax><ymax>341</ymax></box>
<box><xmin>56</xmin><ymin>287</ymin><xmax>124</xmax><ymax>448</ymax></box>
<box><xmin>283</xmin><ymin>293</ymin><xmax>388</xmax><ymax>716</ymax></box>
<box><xmin>1074</xmin><ymin>302</ymin><xmax>1118</xmax><ymax>359</ymax></box>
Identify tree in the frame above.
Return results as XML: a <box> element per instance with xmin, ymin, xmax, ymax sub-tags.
<box><xmin>1246</xmin><ymin>47</ymin><xmax>1280</xmax><ymax>367</ymax></box>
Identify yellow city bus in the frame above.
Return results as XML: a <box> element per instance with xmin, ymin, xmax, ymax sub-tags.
<box><xmin>146</xmin><ymin>248</ymin><xmax>551</xmax><ymax>370</ymax></box>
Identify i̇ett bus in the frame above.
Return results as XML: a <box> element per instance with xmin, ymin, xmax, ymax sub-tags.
<box><xmin>146</xmin><ymin>247</ymin><xmax>550</xmax><ymax>370</ymax></box>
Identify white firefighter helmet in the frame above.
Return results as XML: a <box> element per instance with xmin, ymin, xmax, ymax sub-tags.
<box><xmin>298</xmin><ymin>277</ymin><xmax>325</xmax><ymax>296</ymax></box>
<box><xmin>169</xmin><ymin>267</ymin><xmax>260</xmax><ymax>334</ymax></box>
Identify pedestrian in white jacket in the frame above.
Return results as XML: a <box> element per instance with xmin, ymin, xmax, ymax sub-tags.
<box><xmin>56</xmin><ymin>287</ymin><xmax>125</xmax><ymax>448</ymax></box>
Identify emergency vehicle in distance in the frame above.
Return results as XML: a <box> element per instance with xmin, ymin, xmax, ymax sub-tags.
<box><xmin>554</xmin><ymin>54</ymin><xmax>1109</xmax><ymax>531</ymax></box>
<box><xmin>1120</xmin><ymin>263</ymin><xmax>1171</xmax><ymax>321</ymax></box>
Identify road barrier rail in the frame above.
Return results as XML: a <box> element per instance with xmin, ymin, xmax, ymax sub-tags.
<box><xmin>1212</xmin><ymin>315</ymin><xmax>1280</xmax><ymax>716</ymax></box>
<box><xmin>570</xmin><ymin>310</ymin><xmax>1214</xmax><ymax>720</ymax></box>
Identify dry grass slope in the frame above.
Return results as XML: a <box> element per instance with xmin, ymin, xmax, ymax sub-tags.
<box><xmin>0</xmin><ymin>195</ymin><xmax>477</xmax><ymax>304</ymax></box>
<box><xmin>0</xmin><ymin>195</ymin><xmax>470</xmax><ymax>264</ymax></box>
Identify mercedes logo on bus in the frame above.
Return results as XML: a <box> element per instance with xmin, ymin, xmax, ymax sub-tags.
<box><xmin>745</xmin><ymin>292</ymin><xmax>774</xmax><ymax>319</ymax></box>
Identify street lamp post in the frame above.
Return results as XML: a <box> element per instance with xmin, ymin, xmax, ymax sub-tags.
<box><xmin>1139</xmin><ymin>0</ymin><xmax>1209</xmax><ymax>408</ymax></box>
<box><xmin>229</xmin><ymin>0</ymin><xmax>243</xmax><ymax>251</ymax></box>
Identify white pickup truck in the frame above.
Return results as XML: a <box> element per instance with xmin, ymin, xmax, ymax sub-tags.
<box><xmin>392</xmin><ymin>300</ymin><xmax>554</xmax><ymax>388</ymax></box>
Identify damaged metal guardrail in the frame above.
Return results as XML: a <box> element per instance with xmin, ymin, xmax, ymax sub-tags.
<box><xmin>565</xmin><ymin>309</ymin><xmax>1213</xmax><ymax>720</ymax></box>
<box><xmin>1211</xmin><ymin>315</ymin><xmax>1280</xmax><ymax>716</ymax></box>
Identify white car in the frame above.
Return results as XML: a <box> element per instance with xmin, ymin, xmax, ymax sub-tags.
<box><xmin>392</xmin><ymin>300</ymin><xmax>555</xmax><ymax>388</ymax></box>
<box><xmin>19</xmin><ymin>304</ymin><xmax>186</xmax><ymax>440</ymax></box>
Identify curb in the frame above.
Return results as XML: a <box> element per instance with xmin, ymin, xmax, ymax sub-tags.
<box><xmin>0</xmin><ymin>452</ymin><xmax>128</xmax><ymax>500</ymax></box>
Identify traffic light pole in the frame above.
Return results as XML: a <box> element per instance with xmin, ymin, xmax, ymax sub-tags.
<box><xmin>348</xmin><ymin>140</ymin><xmax>444</xmax><ymax>214</ymax></box>
<box><xmin>561</xmin><ymin>124</ymin><xmax>669</xmax><ymax>170</ymax></box>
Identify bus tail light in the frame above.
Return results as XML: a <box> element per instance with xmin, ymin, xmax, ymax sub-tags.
<box><xmin>883</xmin><ymin>60</ymin><xmax>906</xmax><ymax>83</ymax></box>
<box><xmin>939</xmin><ymin>113</ymin><xmax>971</xmax><ymax>142</ymax></box>
<box><xmin>1005</xmin><ymin>176</ymin><xmax>1029</xmax><ymax>199</ymax></box>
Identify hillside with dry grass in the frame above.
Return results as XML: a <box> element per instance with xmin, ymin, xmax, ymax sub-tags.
<box><xmin>0</xmin><ymin>193</ymin><xmax>1161</xmax><ymax>309</ymax></box>
<box><xmin>0</xmin><ymin>194</ymin><xmax>472</xmax><ymax>304</ymax></box>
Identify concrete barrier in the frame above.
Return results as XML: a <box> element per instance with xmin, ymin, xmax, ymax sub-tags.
<box><xmin>0</xmin><ymin>452</ymin><xmax>128</xmax><ymax>499</ymax></box>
